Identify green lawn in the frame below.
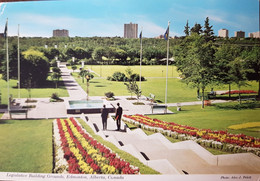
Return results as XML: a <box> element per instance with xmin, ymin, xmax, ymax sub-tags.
<box><xmin>149</xmin><ymin>103</ymin><xmax>260</xmax><ymax>138</ymax></box>
<box><xmin>68</xmin><ymin>65</ymin><xmax>179</xmax><ymax>78</ymax></box>
<box><xmin>0</xmin><ymin>119</ymin><xmax>53</xmax><ymax>173</ymax></box>
<box><xmin>0</xmin><ymin>75</ymin><xmax>69</xmax><ymax>105</ymax></box>
<box><xmin>73</xmin><ymin>72</ymin><xmax>258</xmax><ymax>103</ymax></box>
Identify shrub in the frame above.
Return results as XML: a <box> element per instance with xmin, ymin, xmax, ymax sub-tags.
<box><xmin>108</xmin><ymin>72</ymin><xmax>127</xmax><ymax>81</ymax></box>
<box><xmin>105</xmin><ymin>92</ymin><xmax>115</xmax><ymax>98</ymax></box>
<box><xmin>50</xmin><ymin>93</ymin><xmax>64</xmax><ymax>102</ymax></box>
<box><xmin>130</xmin><ymin>73</ymin><xmax>146</xmax><ymax>81</ymax></box>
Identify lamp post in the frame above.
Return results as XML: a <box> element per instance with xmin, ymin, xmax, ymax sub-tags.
<box><xmin>86</xmin><ymin>74</ymin><xmax>90</xmax><ymax>100</ymax></box>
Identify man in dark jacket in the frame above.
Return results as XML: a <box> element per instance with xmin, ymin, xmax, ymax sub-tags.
<box><xmin>101</xmin><ymin>104</ymin><xmax>109</xmax><ymax>130</ymax></box>
<box><xmin>115</xmin><ymin>103</ymin><xmax>123</xmax><ymax>131</ymax></box>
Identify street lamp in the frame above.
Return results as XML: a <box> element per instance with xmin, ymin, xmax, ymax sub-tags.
<box><xmin>86</xmin><ymin>74</ymin><xmax>90</xmax><ymax>100</ymax></box>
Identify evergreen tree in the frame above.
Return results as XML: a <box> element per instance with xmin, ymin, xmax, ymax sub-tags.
<box><xmin>184</xmin><ymin>20</ymin><xmax>190</xmax><ymax>36</ymax></box>
<box><xmin>190</xmin><ymin>23</ymin><xmax>203</xmax><ymax>35</ymax></box>
<box><xmin>203</xmin><ymin>17</ymin><xmax>215</xmax><ymax>42</ymax></box>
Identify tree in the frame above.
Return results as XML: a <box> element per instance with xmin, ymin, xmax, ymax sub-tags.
<box><xmin>203</xmin><ymin>17</ymin><xmax>214</xmax><ymax>42</ymax></box>
<box><xmin>190</xmin><ymin>23</ymin><xmax>203</xmax><ymax>35</ymax></box>
<box><xmin>229</xmin><ymin>58</ymin><xmax>247</xmax><ymax>104</ymax></box>
<box><xmin>22</xmin><ymin>49</ymin><xmax>50</xmax><ymax>87</ymax></box>
<box><xmin>71</xmin><ymin>65</ymin><xmax>77</xmax><ymax>72</ymax></box>
<box><xmin>51</xmin><ymin>67</ymin><xmax>61</xmax><ymax>88</ymax></box>
<box><xmin>214</xmin><ymin>44</ymin><xmax>242</xmax><ymax>98</ymax></box>
<box><xmin>184</xmin><ymin>20</ymin><xmax>190</xmax><ymax>36</ymax></box>
<box><xmin>2</xmin><ymin>47</ymin><xmax>50</xmax><ymax>88</ymax></box>
<box><xmin>78</xmin><ymin>69</ymin><xmax>94</xmax><ymax>83</ymax></box>
<box><xmin>242</xmin><ymin>46</ymin><xmax>260</xmax><ymax>98</ymax></box>
<box><xmin>92</xmin><ymin>47</ymin><xmax>106</xmax><ymax>62</ymax></box>
<box><xmin>174</xmin><ymin>33</ymin><xmax>215</xmax><ymax>108</ymax></box>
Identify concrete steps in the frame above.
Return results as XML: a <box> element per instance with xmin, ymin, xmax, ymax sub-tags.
<box><xmin>80</xmin><ymin>114</ymin><xmax>260</xmax><ymax>174</ymax></box>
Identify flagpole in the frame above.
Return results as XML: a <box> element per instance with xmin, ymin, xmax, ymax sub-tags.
<box><xmin>165</xmin><ymin>21</ymin><xmax>170</xmax><ymax>111</ymax></box>
<box><xmin>18</xmin><ymin>24</ymin><xmax>20</xmax><ymax>99</ymax></box>
<box><xmin>6</xmin><ymin>18</ymin><xmax>10</xmax><ymax>114</ymax></box>
<box><xmin>139</xmin><ymin>28</ymin><xmax>143</xmax><ymax>90</ymax></box>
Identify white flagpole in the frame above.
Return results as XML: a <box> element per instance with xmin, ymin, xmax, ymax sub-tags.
<box><xmin>18</xmin><ymin>24</ymin><xmax>20</xmax><ymax>99</ymax></box>
<box><xmin>139</xmin><ymin>28</ymin><xmax>142</xmax><ymax>90</ymax></box>
<box><xmin>165</xmin><ymin>21</ymin><xmax>170</xmax><ymax>110</ymax></box>
<box><xmin>6</xmin><ymin>18</ymin><xmax>10</xmax><ymax>113</ymax></box>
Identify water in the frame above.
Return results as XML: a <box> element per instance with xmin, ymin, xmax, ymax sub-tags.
<box><xmin>69</xmin><ymin>100</ymin><xmax>103</xmax><ymax>109</ymax></box>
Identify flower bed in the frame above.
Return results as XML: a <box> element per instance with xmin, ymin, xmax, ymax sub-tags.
<box><xmin>123</xmin><ymin>114</ymin><xmax>260</xmax><ymax>156</ymax></box>
<box><xmin>220</xmin><ymin>90</ymin><xmax>257</xmax><ymax>95</ymax></box>
<box><xmin>53</xmin><ymin>117</ymin><xmax>139</xmax><ymax>174</ymax></box>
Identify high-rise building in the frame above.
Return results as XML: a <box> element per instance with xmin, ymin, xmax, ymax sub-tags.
<box><xmin>218</xmin><ymin>29</ymin><xmax>229</xmax><ymax>38</ymax></box>
<box><xmin>234</xmin><ymin>31</ymin><xmax>245</xmax><ymax>38</ymax></box>
<box><xmin>124</xmin><ymin>22</ymin><xmax>138</xmax><ymax>38</ymax></box>
<box><xmin>53</xmin><ymin>29</ymin><xmax>69</xmax><ymax>37</ymax></box>
<box><xmin>248</xmin><ymin>31</ymin><xmax>260</xmax><ymax>38</ymax></box>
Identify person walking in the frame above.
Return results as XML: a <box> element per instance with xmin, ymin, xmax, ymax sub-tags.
<box><xmin>115</xmin><ymin>103</ymin><xmax>123</xmax><ymax>131</ymax></box>
<box><xmin>101</xmin><ymin>104</ymin><xmax>109</xmax><ymax>130</ymax></box>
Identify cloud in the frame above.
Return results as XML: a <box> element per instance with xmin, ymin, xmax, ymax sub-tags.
<box><xmin>10</xmin><ymin>12</ymin><xmax>178</xmax><ymax>38</ymax></box>
<box><xmin>138</xmin><ymin>20</ymin><xmax>180</xmax><ymax>37</ymax></box>
<box><xmin>0</xmin><ymin>3</ymin><xmax>7</xmax><ymax>16</ymax></box>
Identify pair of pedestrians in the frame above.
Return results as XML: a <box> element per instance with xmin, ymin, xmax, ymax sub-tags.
<box><xmin>101</xmin><ymin>103</ymin><xmax>122</xmax><ymax>131</ymax></box>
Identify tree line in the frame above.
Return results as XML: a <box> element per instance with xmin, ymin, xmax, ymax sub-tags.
<box><xmin>0</xmin><ymin>17</ymin><xmax>259</xmax><ymax>101</ymax></box>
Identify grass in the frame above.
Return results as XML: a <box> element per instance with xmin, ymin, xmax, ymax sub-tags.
<box><xmin>148</xmin><ymin>102</ymin><xmax>260</xmax><ymax>138</ymax></box>
<box><xmin>77</xmin><ymin>118</ymin><xmax>159</xmax><ymax>174</ymax></box>
<box><xmin>0</xmin><ymin>75</ymin><xmax>69</xmax><ymax>105</ymax></box>
<box><xmin>0</xmin><ymin>119</ymin><xmax>53</xmax><ymax>173</ymax></box>
<box><xmin>73</xmin><ymin>71</ymin><xmax>259</xmax><ymax>103</ymax></box>
<box><xmin>68</xmin><ymin>65</ymin><xmax>179</xmax><ymax>78</ymax></box>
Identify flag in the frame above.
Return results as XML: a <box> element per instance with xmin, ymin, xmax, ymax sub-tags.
<box><xmin>164</xmin><ymin>25</ymin><xmax>169</xmax><ymax>40</ymax></box>
<box><xmin>3</xmin><ymin>19</ymin><xmax>7</xmax><ymax>39</ymax></box>
<box><xmin>139</xmin><ymin>30</ymin><xmax>142</xmax><ymax>43</ymax></box>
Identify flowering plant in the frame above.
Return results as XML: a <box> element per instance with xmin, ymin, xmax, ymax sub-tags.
<box><xmin>54</xmin><ymin>118</ymin><xmax>139</xmax><ymax>174</ymax></box>
<box><xmin>123</xmin><ymin>114</ymin><xmax>260</xmax><ymax>148</ymax></box>
<box><xmin>220</xmin><ymin>90</ymin><xmax>257</xmax><ymax>95</ymax></box>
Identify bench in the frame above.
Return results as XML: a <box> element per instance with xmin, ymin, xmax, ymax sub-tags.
<box><xmin>146</xmin><ymin>93</ymin><xmax>155</xmax><ymax>103</ymax></box>
<box><xmin>9</xmin><ymin>109</ymin><xmax>28</xmax><ymax>119</ymax></box>
<box><xmin>237</xmin><ymin>97</ymin><xmax>256</xmax><ymax>102</ymax></box>
<box><xmin>151</xmin><ymin>104</ymin><xmax>167</xmax><ymax>114</ymax></box>
<box><xmin>237</xmin><ymin>95</ymin><xmax>257</xmax><ymax>102</ymax></box>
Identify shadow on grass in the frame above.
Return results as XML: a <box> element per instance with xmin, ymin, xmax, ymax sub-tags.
<box><xmin>0</xmin><ymin>120</ymin><xmax>12</xmax><ymax>124</ymax></box>
<box><xmin>95</xmin><ymin>85</ymin><xmax>106</xmax><ymax>87</ymax></box>
<box><xmin>214</xmin><ymin>102</ymin><xmax>260</xmax><ymax>110</ymax></box>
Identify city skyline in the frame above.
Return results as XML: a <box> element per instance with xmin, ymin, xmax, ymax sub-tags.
<box><xmin>0</xmin><ymin>0</ymin><xmax>259</xmax><ymax>38</ymax></box>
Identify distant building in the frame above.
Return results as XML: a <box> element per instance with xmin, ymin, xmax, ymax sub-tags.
<box><xmin>53</xmin><ymin>29</ymin><xmax>69</xmax><ymax>37</ymax></box>
<box><xmin>124</xmin><ymin>22</ymin><xmax>138</xmax><ymax>38</ymax></box>
<box><xmin>234</xmin><ymin>31</ymin><xmax>245</xmax><ymax>38</ymax></box>
<box><xmin>248</xmin><ymin>31</ymin><xmax>260</xmax><ymax>38</ymax></box>
<box><xmin>218</xmin><ymin>29</ymin><xmax>229</xmax><ymax>38</ymax></box>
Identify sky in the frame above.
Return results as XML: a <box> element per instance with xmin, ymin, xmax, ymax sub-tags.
<box><xmin>0</xmin><ymin>0</ymin><xmax>259</xmax><ymax>38</ymax></box>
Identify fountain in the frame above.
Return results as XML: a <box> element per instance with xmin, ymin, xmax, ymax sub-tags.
<box><xmin>66</xmin><ymin>99</ymin><xmax>115</xmax><ymax>114</ymax></box>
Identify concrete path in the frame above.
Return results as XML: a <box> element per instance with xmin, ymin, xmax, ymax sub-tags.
<box><xmin>60</xmin><ymin>64</ymin><xmax>87</xmax><ymax>100</ymax></box>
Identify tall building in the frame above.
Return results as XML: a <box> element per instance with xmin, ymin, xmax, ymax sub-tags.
<box><xmin>234</xmin><ymin>31</ymin><xmax>245</xmax><ymax>38</ymax></box>
<box><xmin>53</xmin><ymin>29</ymin><xmax>69</xmax><ymax>37</ymax></box>
<box><xmin>248</xmin><ymin>31</ymin><xmax>260</xmax><ymax>38</ymax></box>
<box><xmin>124</xmin><ymin>22</ymin><xmax>138</xmax><ymax>38</ymax></box>
<box><xmin>218</xmin><ymin>29</ymin><xmax>229</xmax><ymax>38</ymax></box>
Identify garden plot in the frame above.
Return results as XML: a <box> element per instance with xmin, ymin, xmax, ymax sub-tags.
<box><xmin>53</xmin><ymin>117</ymin><xmax>139</xmax><ymax>174</ymax></box>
